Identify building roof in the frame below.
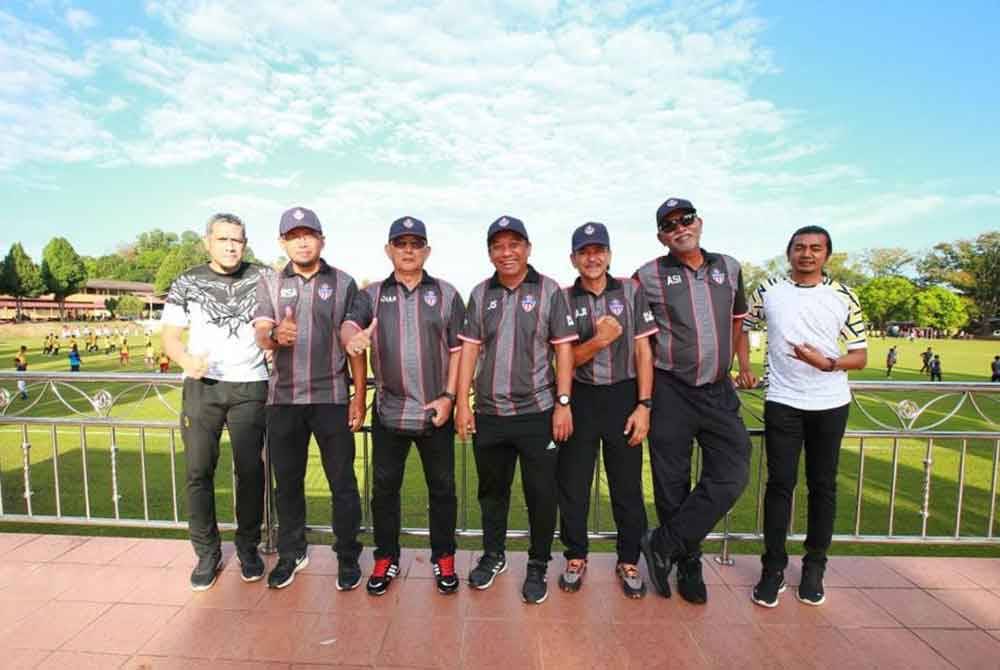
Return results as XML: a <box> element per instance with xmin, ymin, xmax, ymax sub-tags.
<box><xmin>85</xmin><ymin>279</ymin><xmax>156</xmax><ymax>292</ymax></box>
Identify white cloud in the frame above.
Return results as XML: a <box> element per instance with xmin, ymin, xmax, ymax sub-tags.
<box><xmin>65</xmin><ymin>8</ymin><xmax>97</xmax><ymax>31</ymax></box>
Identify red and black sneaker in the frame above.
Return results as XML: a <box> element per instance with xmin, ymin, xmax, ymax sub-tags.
<box><xmin>366</xmin><ymin>557</ymin><xmax>399</xmax><ymax>596</ymax></box>
<box><xmin>433</xmin><ymin>554</ymin><xmax>459</xmax><ymax>595</ymax></box>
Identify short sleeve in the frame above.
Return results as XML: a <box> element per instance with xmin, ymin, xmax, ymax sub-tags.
<box><xmin>743</xmin><ymin>281</ymin><xmax>766</xmax><ymax>332</ymax></box>
<box><xmin>344</xmin><ymin>287</ymin><xmax>374</xmax><ymax>332</ymax></box>
<box><xmin>446</xmin><ymin>289</ymin><xmax>466</xmax><ymax>351</ymax></box>
<box><xmin>161</xmin><ymin>277</ymin><xmax>189</xmax><ymax>327</ymax></box>
<box><xmin>548</xmin><ymin>286</ymin><xmax>579</xmax><ymax>344</ymax></box>
<box><xmin>458</xmin><ymin>288</ymin><xmax>483</xmax><ymax>344</ymax></box>
<box><xmin>632</xmin><ymin>283</ymin><xmax>658</xmax><ymax>339</ymax></box>
<box><xmin>251</xmin><ymin>274</ymin><xmax>276</xmax><ymax>325</ymax></box>
<box><xmin>732</xmin><ymin>268</ymin><xmax>748</xmax><ymax>317</ymax></box>
<box><xmin>839</xmin><ymin>285</ymin><xmax>868</xmax><ymax>350</ymax></box>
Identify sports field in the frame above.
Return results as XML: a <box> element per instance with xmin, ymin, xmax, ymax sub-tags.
<box><xmin>1</xmin><ymin>321</ymin><xmax>998</xmax><ymax>557</ymax></box>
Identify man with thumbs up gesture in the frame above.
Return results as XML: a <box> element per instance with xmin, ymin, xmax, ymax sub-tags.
<box><xmin>341</xmin><ymin>217</ymin><xmax>465</xmax><ymax>597</ymax></box>
<box><xmin>253</xmin><ymin>207</ymin><xmax>367</xmax><ymax>592</ymax></box>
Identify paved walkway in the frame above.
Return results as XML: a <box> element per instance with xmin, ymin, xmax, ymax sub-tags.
<box><xmin>1</xmin><ymin>532</ymin><xmax>999</xmax><ymax>668</ymax></box>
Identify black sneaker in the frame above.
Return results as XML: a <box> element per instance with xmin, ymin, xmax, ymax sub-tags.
<box><xmin>616</xmin><ymin>562</ymin><xmax>646</xmax><ymax>599</ymax></box>
<box><xmin>267</xmin><ymin>552</ymin><xmax>309</xmax><ymax>589</ymax></box>
<box><xmin>676</xmin><ymin>554</ymin><xmax>707</xmax><ymax>604</ymax></box>
<box><xmin>639</xmin><ymin>529</ymin><xmax>672</xmax><ymax>598</ymax></box>
<box><xmin>522</xmin><ymin>560</ymin><xmax>548</xmax><ymax>604</ymax></box>
<box><xmin>236</xmin><ymin>546</ymin><xmax>265</xmax><ymax>583</ymax></box>
<box><xmin>190</xmin><ymin>552</ymin><xmax>222</xmax><ymax>591</ymax></box>
<box><xmin>468</xmin><ymin>552</ymin><xmax>507</xmax><ymax>590</ymax></box>
<box><xmin>337</xmin><ymin>556</ymin><xmax>362</xmax><ymax>591</ymax></box>
<box><xmin>751</xmin><ymin>568</ymin><xmax>785</xmax><ymax>608</ymax></box>
<box><xmin>798</xmin><ymin>562</ymin><xmax>826</xmax><ymax>606</ymax></box>
<box><xmin>366</xmin><ymin>557</ymin><xmax>400</xmax><ymax>596</ymax></box>
<box><xmin>558</xmin><ymin>558</ymin><xmax>587</xmax><ymax>593</ymax></box>
<box><xmin>433</xmin><ymin>554</ymin><xmax>459</xmax><ymax>595</ymax></box>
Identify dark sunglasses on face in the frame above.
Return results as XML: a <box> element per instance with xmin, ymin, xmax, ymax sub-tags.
<box><xmin>391</xmin><ymin>238</ymin><xmax>427</xmax><ymax>250</ymax></box>
<box><xmin>657</xmin><ymin>211</ymin><xmax>698</xmax><ymax>233</ymax></box>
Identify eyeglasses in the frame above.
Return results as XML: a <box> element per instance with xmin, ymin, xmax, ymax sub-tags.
<box><xmin>390</xmin><ymin>238</ymin><xmax>427</xmax><ymax>250</ymax></box>
<box><xmin>657</xmin><ymin>211</ymin><xmax>698</xmax><ymax>233</ymax></box>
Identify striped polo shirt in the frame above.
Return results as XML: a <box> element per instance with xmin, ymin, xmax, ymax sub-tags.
<box><xmin>563</xmin><ymin>275</ymin><xmax>658</xmax><ymax>386</ymax></box>
<box><xmin>344</xmin><ymin>271</ymin><xmax>466</xmax><ymax>432</ymax></box>
<box><xmin>252</xmin><ymin>260</ymin><xmax>359</xmax><ymax>406</ymax></box>
<box><xmin>633</xmin><ymin>250</ymin><xmax>748</xmax><ymax>387</ymax></box>
<box><xmin>458</xmin><ymin>265</ymin><xmax>579</xmax><ymax>416</ymax></box>
<box><xmin>744</xmin><ymin>276</ymin><xmax>867</xmax><ymax>411</ymax></box>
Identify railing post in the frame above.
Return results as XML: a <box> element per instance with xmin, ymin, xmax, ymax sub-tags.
<box><xmin>715</xmin><ymin>510</ymin><xmax>735</xmax><ymax>566</ymax></box>
<box><xmin>21</xmin><ymin>424</ymin><xmax>33</xmax><ymax>515</ymax></box>
<box><xmin>110</xmin><ymin>425</ymin><xmax>121</xmax><ymax>520</ymax></box>
<box><xmin>920</xmin><ymin>438</ymin><xmax>934</xmax><ymax>537</ymax></box>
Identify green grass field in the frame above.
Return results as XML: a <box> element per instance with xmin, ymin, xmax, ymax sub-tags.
<box><xmin>1</xmin><ymin>321</ymin><xmax>998</xmax><ymax>558</ymax></box>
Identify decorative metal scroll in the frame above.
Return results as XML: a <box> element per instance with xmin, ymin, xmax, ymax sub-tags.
<box><xmin>0</xmin><ymin>372</ymin><xmax>183</xmax><ymax>420</ymax></box>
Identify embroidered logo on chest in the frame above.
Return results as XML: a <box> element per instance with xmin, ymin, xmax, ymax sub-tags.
<box><xmin>574</xmin><ymin>307</ymin><xmax>588</xmax><ymax>319</ymax></box>
<box><xmin>318</xmin><ymin>283</ymin><xmax>333</xmax><ymax>301</ymax></box>
<box><xmin>521</xmin><ymin>294</ymin><xmax>537</xmax><ymax>313</ymax></box>
<box><xmin>423</xmin><ymin>289</ymin><xmax>438</xmax><ymax>307</ymax></box>
<box><xmin>381</xmin><ymin>295</ymin><xmax>397</xmax><ymax>303</ymax></box>
<box><xmin>666</xmin><ymin>274</ymin><xmax>682</xmax><ymax>286</ymax></box>
<box><xmin>711</xmin><ymin>268</ymin><xmax>726</xmax><ymax>285</ymax></box>
<box><xmin>486</xmin><ymin>299</ymin><xmax>498</xmax><ymax>311</ymax></box>
<box><xmin>608</xmin><ymin>298</ymin><xmax>625</xmax><ymax>316</ymax></box>
<box><xmin>280</xmin><ymin>287</ymin><xmax>298</xmax><ymax>298</ymax></box>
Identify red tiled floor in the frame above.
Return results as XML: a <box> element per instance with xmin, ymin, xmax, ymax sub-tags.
<box><xmin>292</xmin><ymin>612</ymin><xmax>392</xmax><ymax>666</ymax></box>
<box><xmin>123</xmin><ymin>567</ymin><xmax>194</xmax><ymax>607</ymax></box>
<box><xmin>216</xmin><ymin>611</ymin><xmax>318</xmax><ymax>662</ymax></box>
<box><xmin>929</xmin><ymin>588</ymin><xmax>1000</xmax><ymax>629</ymax></box>
<box><xmin>56</xmin><ymin>565</ymin><xmax>160</xmax><ymax>603</ymax></box>
<box><xmin>36</xmin><ymin>651</ymin><xmax>131</xmax><ymax>669</ymax></box>
<box><xmin>64</xmin><ymin>603</ymin><xmax>182</xmax><ymax>655</ymax></box>
<box><xmin>0</xmin><ymin>532</ymin><xmax>40</xmax><ymax>553</ymax></box>
<box><xmin>6</xmin><ymin>648</ymin><xmax>51</xmax><ymax>670</ymax></box>
<box><xmin>111</xmin><ymin>539</ymin><xmax>190</xmax><ymax>568</ymax></box>
<box><xmin>187</xmin><ymin>571</ymin><xmax>267</xmax><ymax>610</ymax></box>
<box><xmin>831</xmin><ymin>557</ymin><xmax>915</xmax><ymax>588</ymax></box>
<box><xmin>254</xmin><ymin>574</ymin><xmax>341</xmax><ymax>613</ymax></box>
<box><xmin>536</xmin><ymin>621</ymin><xmax>629</xmax><ymax>670</ymax></box>
<box><xmin>862</xmin><ymin>588</ymin><xmax>974</xmax><ymax>628</ymax></box>
<box><xmin>5</xmin><ymin>533</ymin><xmax>87</xmax><ymax>562</ymax></box>
<box><xmin>839</xmin><ymin>628</ymin><xmax>948</xmax><ymax>670</ymax></box>
<box><xmin>954</xmin><ymin>558</ymin><xmax>1000</xmax><ymax>589</ymax></box>
<box><xmin>0</xmin><ymin>598</ymin><xmax>44</xmax><ymax>633</ymax></box>
<box><xmin>815</xmin><ymin>587</ymin><xmax>901</xmax><ymax>628</ymax></box>
<box><xmin>879</xmin><ymin>556</ymin><xmax>981</xmax><ymax>589</ymax></box>
<box><xmin>377</xmin><ymin>615</ymin><xmax>462</xmax><ymax>669</ymax></box>
<box><xmin>0</xmin><ymin>561</ymin><xmax>84</xmax><ymax>601</ymax></box>
<box><xmin>53</xmin><ymin>536</ymin><xmax>139</xmax><ymax>565</ymax></box>
<box><xmin>127</xmin><ymin>658</ymin><xmax>291</xmax><ymax>669</ymax></box>
<box><xmin>607</xmin><ymin>622</ymin><xmax>708</xmax><ymax>669</ymax></box>
<box><xmin>0</xmin><ymin>600</ymin><xmax>109</xmax><ymax>650</ymax></box>
<box><xmin>688</xmin><ymin>623</ymin><xmax>786</xmax><ymax>669</ymax></box>
<box><xmin>460</xmin><ymin>620</ymin><xmax>541</xmax><ymax>670</ymax></box>
<box><xmin>395</xmin><ymin>576</ymin><xmax>467</xmax><ymax>618</ymax></box>
<box><xmin>913</xmin><ymin>628</ymin><xmax>1000</xmax><ymax>670</ymax></box>
<box><xmin>141</xmin><ymin>607</ymin><xmax>246</xmax><ymax>659</ymax></box>
<box><xmin>758</xmin><ymin>624</ymin><xmax>869</xmax><ymax>670</ymax></box>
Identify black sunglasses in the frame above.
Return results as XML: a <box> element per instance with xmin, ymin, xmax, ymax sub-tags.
<box><xmin>657</xmin><ymin>211</ymin><xmax>698</xmax><ymax>233</ymax></box>
<box><xmin>390</xmin><ymin>237</ymin><xmax>427</xmax><ymax>250</ymax></box>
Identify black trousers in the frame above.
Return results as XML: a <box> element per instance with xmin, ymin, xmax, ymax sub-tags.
<box><xmin>648</xmin><ymin>371</ymin><xmax>751</xmax><ymax>558</ymax></box>
<box><xmin>473</xmin><ymin>410</ymin><xmax>557</xmax><ymax>562</ymax></box>
<box><xmin>181</xmin><ymin>378</ymin><xmax>267</xmax><ymax>559</ymax></box>
<box><xmin>558</xmin><ymin>379</ymin><xmax>647</xmax><ymax>564</ymax></box>
<box><xmin>762</xmin><ymin>401</ymin><xmax>850</xmax><ymax>570</ymax></box>
<box><xmin>371</xmin><ymin>410</ymin><xmax>457</xmax><ymax>561</ymax></box>
<box><xmin>266</xmin><ymin>404</ymin><xmax>362</xmax><ymax>561</ymax></box>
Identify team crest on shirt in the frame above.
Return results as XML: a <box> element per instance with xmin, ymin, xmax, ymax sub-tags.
<box><xmin>280</xmin><ymin>287</ymin><xmax>298</xmax><ymax>298</ymax></box>
<box><xmin>318</xmin><ymin>283</ymin><xmax>333</xmax><ymax>301</ymax></box>
<box><xmin>521</xmin><ymin>294</ymin><xmax>537</xmax><ymax>312</ymax></box>
<box><xmin>711</xmin><ymin>268</ymin><xmax>726</xmax><ymax>285</ymax></box>
<box><xmin>609</xmin><ymin>298</ymin><xmax>625</xmax><ymax>316</ymax></box>
<box><xmin>423</xmin><ymin>289</ymin><xmax>438</xmax><ymax>307</ymax></box>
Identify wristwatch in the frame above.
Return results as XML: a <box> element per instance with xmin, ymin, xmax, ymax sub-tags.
<box><xmin>824</xmin><ymin>357</ymin><xmax>838</xmax><ymax>372</ymax></box>
<box><xmin>556</xmin><ymin>393</ymin><xmax>571</xmax><ymax>407</ymax></box>
<box><xmin>637</xmin><ymin>398</ymin><xmax>653</xmax><ymax>409</ymax></box>
<box><xmin>440</xmin><ymin>391</ymin><xmax>457</xmax><ymax>402</ymax></box>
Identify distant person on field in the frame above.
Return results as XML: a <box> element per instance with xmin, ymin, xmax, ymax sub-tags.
<box><xmin>144</xmin><ymin>340</ymin><xmax>155</xmax><ymax>368</ymax></box>
<box><xmin>992</xmin><ymin>356</ymin><xmax>1000</xmax><ymax>382</ymax></box>
<box><xmin>119</xmin><ymin>339</ymin><xmax>129</xmax><ymax>367</ymax></box>
<box><xmin>919</xmin><ymin>347</ymin><xmax>932</xmax><ymax>374</ymax></box>
<box><xmin>14</xmin><ymin>345</ymin><xmax>28</xmax><ymax>400</ymax></box>
<box><xmin>929</xmin><ymin>354</ymin><xmax>942</xmax><ymax>382</ymax></box>
<box><xmin>885</xmin><ymin>346</ymin><xmax>897</xmax><ymax>377</ymax></box>
<box><xmin>68</xmin><ymin>344</ymin><xmax>82</xmax><ymax>372</ymax></box>
<box><xmin>158</xmin><ymin>352</ymin><xmax>171</xmax><ymax>373</ymax></box>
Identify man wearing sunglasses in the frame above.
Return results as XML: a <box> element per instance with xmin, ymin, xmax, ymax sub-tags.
<box><xmin>634</xmin><ymin>197</ymin><xmax>753</xmax><ymax>604</ymax></box>
<box><xmin>341</xmin><ymin>217</ymin><xmax>465</xmax><ymax>597</ymax></box>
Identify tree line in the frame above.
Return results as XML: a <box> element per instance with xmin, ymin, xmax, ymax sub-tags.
<box><xmin>1</xmin><ymin>230</ymin><xmax>996</xmax><ymax>333</ymax></box>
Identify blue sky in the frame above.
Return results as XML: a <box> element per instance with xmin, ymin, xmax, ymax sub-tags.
<box><xmin>1</xmin><ymin>0</ymin><xmax>997</xmax><ymax>291</ymax></box>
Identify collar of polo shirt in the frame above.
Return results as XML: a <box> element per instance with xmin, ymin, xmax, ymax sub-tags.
<box><xmin>282</xmin><ymin>258</ymin><xmax>334</xmax><ymax>278</ymax></box>
<box><xmin>572</xmin><ymin>273</ymin><xmax>622</xmax><ymax>297</ymax></box>
<box><xmin>383</xmin><ymin>270</ymin><xmax>436</xmax><ymax>288</ymax></box>
<box><xmin>662</xmin><ymin>248</ymin><xmax>719</xmax><ymax>271</ymax></box>
<box><xmin>489</xmin><ymin>264</ymin><xmax>541</xmax><ymax>289</ymax></box>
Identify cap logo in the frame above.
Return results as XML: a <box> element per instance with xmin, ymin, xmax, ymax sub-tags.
<box><xmin>403</xmin><ymin>218</ymin><xmax>414</xmax><ymax>229</ymax></box>
<box><xmin>293</xmin><ymin>209</ymin><xmax>304</xmax><ymax>221</ymax></box>
<box><xmin>584</xmin><ymin>224</ymin><xmax>595</xmax><ymax>235</ymax></box>
<box><xmin>666</xmin><ymin>199</ymin><xmax>677</xmax><ymax>207</ymax></box>
<box><xmin>498</xmin><ymin>217</ymin><xmax>510</xmax><ymax>227</ymax></box>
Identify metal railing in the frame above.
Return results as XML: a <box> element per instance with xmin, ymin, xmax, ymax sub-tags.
<box><xmin>1</xmin><ymin>372</ymin><xmax>997</xmax><ymax>564</ymax></box>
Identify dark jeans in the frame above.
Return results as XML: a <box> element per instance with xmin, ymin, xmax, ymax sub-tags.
<box><xmin>558</xmin><ymin>379</ymin><xmax>647</xmax><ymax>564</ymax></box>
<box><xmin>473</xmin><ymin>410</ymin><xmax>557</xmax><ymax>562</ymax></box>
<box><xmin>181</xmin><ymin>378</ymin><xmax>267</xmax><ymax>559</ymax></box>
<box><xmin>648</xmin><ymin>371</ymin><xmax>751</xmax><ymax>559</ymax></box>
<box><xmin>371</xmin><ymin>410</ymin><xmax>457</xmax><ymax>561</ymax></box>
<box><xmin>762</xmin><ymin>401</ymin><xmax>850</xmax><ymax>571</ymax></box>
<box><xmin>266</xmin><ymin>404</ymin><xmax>362</xmax><ymax>561</ymax></box>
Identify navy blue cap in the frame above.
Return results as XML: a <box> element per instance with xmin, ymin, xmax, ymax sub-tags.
<box><xmin>571</xmin><ymin>222</ymin><xmax>611</xmax><ymax>252</ymax></box>
<box><xmin>487</xmin><ymin>216</ymin><xmax>529</xmax><ymax>245</ymax></box>
<box><xmin>279</xmin><ymin>207</ymin><xmax>323</xmax><ymax>236</ymax></box>
<box><xmin>655</xmin><ymin>197</ymin><xmax>696</xmax><ymax>226</ymax></box>
<box><xmin>388</xmin><ymin>216</ymin><xmax>427</xmax><ymax>241</ymax></box>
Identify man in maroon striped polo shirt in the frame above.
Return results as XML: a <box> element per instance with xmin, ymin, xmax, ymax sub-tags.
<box><xmin>557</xmin><ymin>222</ymin><xmax>658</xmax><ymax>599</ymax></box>
<box><xmin>454</xmin><ymin>216</ymin><xmax>578</xmax><ymax>605</ymax></box>
<box><xmin>252</xmin><ymin>206</ymin><xmax>368</xmax><ymax>592</ymax></box>
<box><xmin>633</xmin><ymin>197</ymin><xmax>753</xmax><ymax>604</ymax></box>
<box><xmin>340</xmin><ymin>216</ymin><xmax>465</xmax><ymax>597</ymax></box>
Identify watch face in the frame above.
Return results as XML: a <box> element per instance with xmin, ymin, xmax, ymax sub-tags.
<box><xmin>558</xmin><ymin>394</ymin><xmax>571</xmax><ymax>406</ymax></box>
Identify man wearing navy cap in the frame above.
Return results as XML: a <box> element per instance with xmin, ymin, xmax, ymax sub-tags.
<box><xmin>252</xmin><ymin>207</ymin><xmax>368</xmax><ymax>591</ymax></box>
<box><xmin>634</xmin><ymin>197</ymin><xmax>753</xmax><ymax>604</ymax></box>
<box><xmin>455</xmin><ymin>216</ymin><xmax>579</xmax><ymax>604</ymax></box>
<box><xmin>341</xmin><ymin>217</ymin><xmax>465</xmax><ymax>596</ymax></box>
<box><xmin>557</xmin><ymin>222</ymin><xmax>658</xmax><ymax>598</ymax></box>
